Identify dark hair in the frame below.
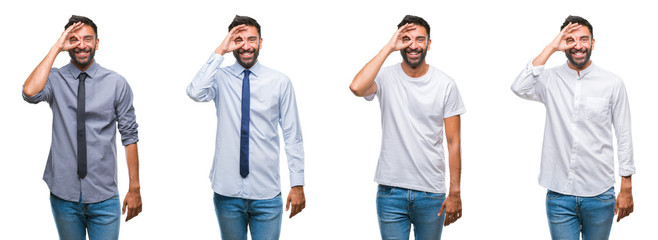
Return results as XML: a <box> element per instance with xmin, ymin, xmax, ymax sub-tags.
<box><xmin>65</xmin><ymin>15</ymin><xmax>97</xmax><ymax>38</ymax></box>
<box><xmin>228</xmin><ymin>15</ymin><xmax>261</xmax><ymax>37</ymax></box>
<box><xmin>397</xmin><ymin>15</ymin><xmax>430</xmax><ymax>39</ymax></box>
<box><xmin>561</xmin><ymin>15</ymin><xmax>593</xmax><ymax>38</ymax></box>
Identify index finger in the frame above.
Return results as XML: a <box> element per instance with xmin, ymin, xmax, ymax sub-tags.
<box><xmin>397</xmin><ymin>23</ymin><xmax>417</xmax><ymax>34</ymax></box>
<box><xmin>562</xmin><ymin>22</ymin><xmax>581</xmax><ymax>34</ymax></box>
<box><xmin>229</xmin><ymin>24</ymin><xmax>249</xmax><ymax>35</ymax></box>
<box><xmin>65</xmin><ymin>22</ymin><xmax>84</xmax><ymax>34</ymax></box>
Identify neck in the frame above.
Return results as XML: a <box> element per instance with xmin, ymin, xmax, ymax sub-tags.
<box><xmin>72</xmin><ymin>59</ymin><xmax>94</xmax><ymax>72</ymax></box>
<box><xmin>401</xmin><ymin>61</ymin><xmax>429</xmax><ymax>78</ymax></box>
<box><xmin>568</xmin><ymin>60</ymin><xmax>592</xmax><ymax>76</ymax></box>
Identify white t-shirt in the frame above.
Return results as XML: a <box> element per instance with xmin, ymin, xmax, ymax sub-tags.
<box><xmin>366</xmin><ymin>63</ymin><xmax>466</xmax><ymax>193</ymax></box>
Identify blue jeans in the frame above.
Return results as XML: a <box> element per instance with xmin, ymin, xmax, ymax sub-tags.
<box><xmin>50</xmin><ymin>193</ymin><xmax>121</xmax><ymax>240</ymax></box>
<box><xmin>546</xmin><ymin>187</ymin><xmax>615</xmax><ymax>240</ymax></box>
<box><xmin>213</xmin><ymin>192</ymin><xmax>283</xmax><ymax>240</ymax></box>
<box><xmin>376</xmin><ymin>185</ymin><xmax>446</xmax><ymax>240</ymax></box>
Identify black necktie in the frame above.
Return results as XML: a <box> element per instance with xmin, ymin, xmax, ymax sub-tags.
<box><xmin>77</xmin><ymin>72</ymin><xmax>88</xmax><ymax>179</ymax></box>
<box><xmin>240</xmin><ymin>70</ymin><xmax>251</xmax><ymax>178</ymax></box>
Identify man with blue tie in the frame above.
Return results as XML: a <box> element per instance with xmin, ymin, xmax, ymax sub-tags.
<box><xmin>187</xmin><ymin>15</ymin><xmax>306</xmax><ymax>240</ymax></box>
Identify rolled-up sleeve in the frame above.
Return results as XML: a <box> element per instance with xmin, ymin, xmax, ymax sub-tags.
<box><xmin>23</xmin><ymin>69</ymin><xmax>55</xmax><ymax>104</ymax></box>
<box><xmin>116</xmin><ymin>79</ymin><xmax>139</xmax><ymax>146</ymax></box>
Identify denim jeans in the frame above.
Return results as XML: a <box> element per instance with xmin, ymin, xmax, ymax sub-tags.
<box><xmin>546</xmin><ymin>187</ymin><xmax>615</xmax><ymax>240</ymax></box>
<box><xmin>50</xmin><ymin>193</ymin><xmax>121</xmax><ymax>240</ymax></box>
<box><xmin>376</xmin><ymin>185</ymin><xmax>446</xmax><ymax>240</ymax></box>
<box><xmin>213</xmin><ymin>192</ymin><xmax>283</xmax><ymax>240</ymax></box>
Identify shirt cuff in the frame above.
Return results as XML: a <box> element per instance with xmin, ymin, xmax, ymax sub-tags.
<box><xmin>527</xmin><ymin>61</ymin><xmax>545</xmax><ymax>76</ymax></box>
<box><xmin>619</xmin><ymin>165</ymin><xmax>636</xmax><ymax>177</ymax></box>
<box><xmin>290</xmin><ymin>172</ymin><xmax>304</xmax><ymax>187</ymax></box>
<box><xmin>208</xmin><ymin>53</ymin><xmax>224</xmax><ymax>68</ymax></box>
<box><xmin>22</xmin><ymin>87</ymin><xmax>43</xmax><ymax>103</ymax></box>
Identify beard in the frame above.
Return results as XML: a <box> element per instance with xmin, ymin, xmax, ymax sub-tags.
<box><xmin>400</xmin><ymin>47</ymin><xmax>427</xmax><ymax>69</ymax></box>
<box><xmin>233</xmin><ymin>47</ymin><xmax>260</xmax><ymax>69</ymax></box>
<box><xmin>565</xmin><ymin>47</ymin><xmax>592</xmax><ymax>69</ymax></box>
<box><xmin>68</xmin><ymin>47</ymin><xmax>96</xmax><ymax>68</ymax></box>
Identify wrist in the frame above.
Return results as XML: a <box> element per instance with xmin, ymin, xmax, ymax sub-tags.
<box><xmin>449</xmin><ymin>189</ymin><xmax>461</xmax><ymax>197</ymax></box>
<box><xmin>129</xmin><ymin>182</ymin><xmax>141</xmax><ymax>192</ymax></box>
<box><xmin>51</xmin><ymin>45</ymin><xmax>63</xmax><ymax>54</ymax></box>
<box><xmin>381</xmin><ymin>45</ymin><xmax>395</xmax><ymax>55</ymax></box>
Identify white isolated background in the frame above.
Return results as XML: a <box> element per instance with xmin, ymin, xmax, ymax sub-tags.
<box><xmin>1</xmin><ymin>0</ymin><xmax>655</xmax><ymax>239</ymax></box>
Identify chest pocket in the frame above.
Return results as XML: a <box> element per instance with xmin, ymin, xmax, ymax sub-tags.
<box><xmin>584</xmin><ymin>97</ymin><xmax>610</xmax><ymax>123</ymax></box>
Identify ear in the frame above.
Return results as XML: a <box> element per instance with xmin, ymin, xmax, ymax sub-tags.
<box><xmin>258</xmin><ymin>37</ymin><xmax>263</xmax><ymax>49</ymax></box>
<box><xmin>95</xmin><ymin>38</ymin><xmax>100</xmax><ymax>50</ymax></box>
<box><xmin>591</xmin><ymin>38</ymin><xmax>595</xmax><ymax>51</ymax></box>
<box><xmin>427</xmin><ymin>39</ymin><xmax>432</xmax><ymax>51</ymax></box>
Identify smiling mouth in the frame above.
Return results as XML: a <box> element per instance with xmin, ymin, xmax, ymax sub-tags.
<box><xmin>570</xmin><ymin>49</ymin><xmax>587</xmax><ymax>58</ymax></box>
<box><xmin>75</xmin><ymin>49</ymin><xmax>91</xmax><ymax>57</ymax></box>
<box><xmin>406</xmin><ymin>49</ymin><xmax>422</xmax><ymax>59</ymax></box>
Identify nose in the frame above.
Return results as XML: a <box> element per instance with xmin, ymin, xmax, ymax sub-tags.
<box><xmin>410</xmin><ymin>40</ymin><xmax>419</xmax><ymax>49</ymax></box>
<box><xmin>76</xmin><ymin>40</ymin><xmax>86</xmax><ymax>49</ymax></box>
<box><xmin>241</xmin><ymin>41</ymin><xmax>251</xmax><ymax>50</ymax></box>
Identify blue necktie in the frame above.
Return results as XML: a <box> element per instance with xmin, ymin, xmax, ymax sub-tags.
<box><xmin>240</xmin><ymin>70</ymin><xmax>251</xmax><ymax>178</ymax></box>
<box><xmin>77</xmin><ymin>72</ymin><xmax>88</xmax><ymax>179</ymax></box>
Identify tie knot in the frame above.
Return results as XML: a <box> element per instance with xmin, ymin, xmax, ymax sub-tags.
<box><xmin>79</xmin><ymin>72</ymin><xmax>88</xmax><ymax>81</ymax></box>
<box><xmin>243</xmin><ymin>70</ymin><xmax>251</xmax><ymax>77</ymax></box>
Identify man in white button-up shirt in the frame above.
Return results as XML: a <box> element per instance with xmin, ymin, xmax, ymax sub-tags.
<box><xmin>512</xmin><ymin>16</ymin><xmax>635</xmax><ymax>240</ymax></box>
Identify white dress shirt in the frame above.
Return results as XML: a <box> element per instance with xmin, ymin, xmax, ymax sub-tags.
<box><xmin>512</xmin><ymin>61</ymin><xmax>635</xmax><ymax>197</ymax></box>
<box><xmin>187</xmin><ymin>54</ymin><xmax>304</xmax><ymax>200</ymax></box>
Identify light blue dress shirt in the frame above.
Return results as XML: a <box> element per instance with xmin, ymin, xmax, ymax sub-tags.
<box><xmin>23</xmin><ymin>61</ymin><xmax>139</xmax><ymax>203</ymax></box>
<box><xmin>187</xmin><ymin>54</ymin><xmax>304</xmax><ymax>200</ymax></box>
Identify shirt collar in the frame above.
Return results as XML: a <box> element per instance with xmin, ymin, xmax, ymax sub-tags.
<box><xmin>229</xmin><ymin>60</ymin><xmax>263</xmax><ymax>78</ymax></box>
<box><xmin>65</xmin><ymin>60</ymin><xmax>100</xmax><ymax>81</ymax></box>
<box><xmin>562</xmin><ymin>61</ymin><xmax>596</xmax><ymax>78</ymax></box>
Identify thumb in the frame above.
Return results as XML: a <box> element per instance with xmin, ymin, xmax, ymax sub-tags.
<box><xmin>438</xmin><ymin>202</ymin><xmax>446</xmax><ymax>216</ymax></box>
<box><xmin>122</xmin><ymin>199</ymin><xmax>127</xmax><ymax>215</ymax></box>
<box><xmin>286</xmin><ymin>195</ymin><xmax>292</xmax><ymax>211</ymax></box>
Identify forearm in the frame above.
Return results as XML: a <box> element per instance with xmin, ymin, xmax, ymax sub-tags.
<box><xmin>620</xmin><ymin>175</ymin><xmax>632</xmax><ymax>194</ymax></box>
<box><xmin>447</xmin><ymin>142</ymin><xmax>462</xmax><ymax>195</ymax></box>
<box><xmin>23</xmin><ymin>46</ymin><xmax>60</xmax><ymax>97</ymax></box>
<box><xmin>444</xmin><ymin>116</ymin><xmax>461</xmax><ymax>195</ymax></box>
<box><xmin>532</xmin><ymin>44</ymin><xmax>557</xmax><ymax>67</ymax></box>
<box><xmin>125</xmin><ymin>143</ymin><xmax>140</xmax><ymax>192</ymax></box>
<box><xmin>350</xmin><ymin>46</ymin><xmax>392</xmax><ymax>96</ymax></box>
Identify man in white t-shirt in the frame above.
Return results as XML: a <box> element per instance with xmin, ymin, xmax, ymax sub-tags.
<box><xmin>350</xmin><ymin>15</ymin><xmax>465</xmax><ymax>239</ymax></box>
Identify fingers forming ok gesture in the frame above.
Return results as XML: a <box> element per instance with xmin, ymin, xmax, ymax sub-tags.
<box><xmin>57</xmin><ymin>22</ymin><xmax>84</xmax><ymax>52</ymax></box>
<box><xmin>551</xmin><ymin>22</ymin><xmax>581</xmax><ymax>52</ymax></box>
<box><xmin>387</xmin><ymin>23</ymin><xmax>416</xmax><ymax>53</ymax></box>
<box><xmin>215</xmin><ymin>24</ymin><xmax>250</xmax><ymax>55</ymax></box>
